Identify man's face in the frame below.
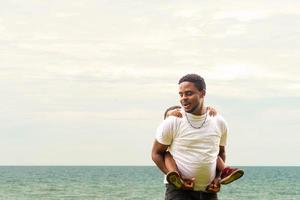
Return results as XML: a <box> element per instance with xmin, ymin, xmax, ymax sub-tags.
<box><xmin>179</xmin><ymin>81</ymin><xmax>205</xmax><ymax>114</ymax></box>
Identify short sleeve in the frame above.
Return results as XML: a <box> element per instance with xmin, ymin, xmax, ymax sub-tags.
<box><xmin>155</xmin><ymin>117</ymin><xmax>176</xmax><ymax>145</ymax></box>
<box><xmin>217</xmin><ymin>115</ymin><xmax>228</xmax><ymax>146</ymax></box>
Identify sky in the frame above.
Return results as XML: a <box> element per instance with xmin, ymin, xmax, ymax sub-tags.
<box><xmin>0</xmin><ymin>0</ymin><xmax>299</xmax><ymax>166</ymax></box>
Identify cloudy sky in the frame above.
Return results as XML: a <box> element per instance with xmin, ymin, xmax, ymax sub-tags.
<box><xmin>0</xmin><ymin>0</ymin><xmax>299</xmax><ymax>166</ymax></box>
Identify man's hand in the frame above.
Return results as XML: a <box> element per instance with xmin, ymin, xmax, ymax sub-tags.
<box><xmin>167</xmin><ymin>171</ymin><xmax>195</xmax><ymax>190</ymax></box>
<box><xmin>206</xmin><ymin>177</ymin><xmax>221</xmax><ymax>193</ymax></box>
<box><xmin>182</xmin><ymin>178</ymin><xmax>195</xmax><ymax>190</ymax></box>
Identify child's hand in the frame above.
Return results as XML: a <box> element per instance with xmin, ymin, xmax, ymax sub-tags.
<box><xmin>166</xmin><ymin>109</ymin><xmax>182</xmax><ymax>118</ymax></box>
<box><xmin>207</xmin><ymin>106</ymin><xmax>217</xmax><ymax>117</ymax></box>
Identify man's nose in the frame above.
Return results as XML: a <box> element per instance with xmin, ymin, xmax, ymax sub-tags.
<box><xmin>181</xmin><ymin>94</ymin><xmax>188</xmax><ymax>100</ymax></box>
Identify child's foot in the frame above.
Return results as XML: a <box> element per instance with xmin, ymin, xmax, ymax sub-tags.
<box><xmin>220</xmin><ymin>167</ymin><xmax>244</xmax><ymax>185</ymax></box>
<box><xmin>166</xmin><ymin>171</ymin><xmax>184</xmax><ymax>189</ymax></box>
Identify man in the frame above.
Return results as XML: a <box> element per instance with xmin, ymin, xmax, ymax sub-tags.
<box><xmin>152</xmin><ymin>74</ymin><xmax>228</xmax><ymax>200</ymax></box>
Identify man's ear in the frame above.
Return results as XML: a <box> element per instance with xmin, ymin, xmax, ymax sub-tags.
<box><xmin>201</xmin><ymin>89</ymin><xmax>206</xmax><ymax>97</ymax></box>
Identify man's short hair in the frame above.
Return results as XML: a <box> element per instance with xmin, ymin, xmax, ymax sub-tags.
<box><xmin>178</xmin><ymin>74</ymin><xmax>206</xmax><ymax>91</ymax></box>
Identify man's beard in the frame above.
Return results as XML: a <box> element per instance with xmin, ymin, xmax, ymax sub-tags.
<box><xmin>185</xmin><ymin>102</ymin><xmax>200</xmax><ymax>114</ymax></box>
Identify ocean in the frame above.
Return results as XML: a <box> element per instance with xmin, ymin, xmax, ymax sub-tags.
<box><xmin>0</xmin><ymin>166</ymin><xmax>299</xmax><ymax>200</ymax></box>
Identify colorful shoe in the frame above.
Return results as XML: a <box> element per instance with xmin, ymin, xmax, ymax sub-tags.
<box><xmin>220</xmin><ymin>167</ymin><xmax>244</xmax><ymax>185</ymax></box>
<box><xmin>166</xmin><ymin>171</ymin><xmax>183</xmax><ymax>189</ymax></box>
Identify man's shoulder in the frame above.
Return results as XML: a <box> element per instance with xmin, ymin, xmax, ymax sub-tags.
<box><xmin>159</xmin><ymin>116</ymin><xmax>184</xmax><ymax>131</ymax></box>
<box><xmin>211</xmin><ymin>114</ymin><xmax>227</xmax><ymax>126</ymax></box>
<box><xmin>156</xmin><ymin>116</ymin><xmax>183</xmax><ymax>143</ymax></box>
<box><xmin>214</xmin><ymin>114</ymin><xmax>226</xmax><ymax>121</ymax></box>
<box><xmin>212</xmin><ymin>114</ymin><xmax>228</xmax><ymax>133</ymax></box>
<box><xmin>164</xmin><ymin>115</ymin><xmax>184</xmax><ymax>124</ymax></box>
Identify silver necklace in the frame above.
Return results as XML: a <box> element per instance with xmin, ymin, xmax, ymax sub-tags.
<box><xmin>185</xmin><ymin>108</ymin><xmax>208</xmax><ymax>129</ymax></box>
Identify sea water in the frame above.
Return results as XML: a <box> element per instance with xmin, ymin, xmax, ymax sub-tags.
<box><xmin>0</xmin><ymin>166</ymin><xmax>299</xmax><ymax>200</ymax></box>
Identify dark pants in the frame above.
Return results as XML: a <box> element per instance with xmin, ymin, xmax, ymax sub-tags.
<box><xmin>165</xmin><ymin>184</ymin><xmax>218</xmax><ymax>200</ymax></box>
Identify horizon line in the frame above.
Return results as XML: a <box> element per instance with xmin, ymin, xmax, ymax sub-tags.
<box><xmin>0</xmin><ymin>165</ymin><xmax>299</xmax><ymax>167</ymax></box>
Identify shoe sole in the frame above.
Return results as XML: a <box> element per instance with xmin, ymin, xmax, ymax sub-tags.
<box><xmin>166</xmin><ymin>171</ymin><xmax>183</xmax><ymax>189</ymax></box>
<box><xmin>220</xmin><ymin>169</ymin><xmax>244</xmax><ymax>185</ymax></box>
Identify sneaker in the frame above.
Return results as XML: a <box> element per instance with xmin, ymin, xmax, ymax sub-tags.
<box><xmin>219</xmin><ymin>167</ymin><xmax>244</xmax><ymax>185</ymax></box>
<box><xmin>166</xmin><ymin>171</ymin><xmax>183</xmax><ymax>189</ymax></box>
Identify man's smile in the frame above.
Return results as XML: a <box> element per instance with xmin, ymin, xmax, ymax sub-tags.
<box><xmin>182</xmin><ymin>102</ymin><xmax>192</xmax><ymax>109</ymax></box>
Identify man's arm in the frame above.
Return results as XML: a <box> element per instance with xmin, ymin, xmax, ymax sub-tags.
<box><xmin>151</xmin><ymin>140</ymin><xmax>169</xmax><ymax>174</ymax></box>
<box><xmin>219</xmin><ymin>145</ymin><xmax>226</xmax><ymax>163</ymax></box>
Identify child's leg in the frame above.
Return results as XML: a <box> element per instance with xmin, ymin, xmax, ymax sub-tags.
<box><xmin>164</xmin><ymin>152</ymin><xmax>194</xmax><ymax>189</ymax></box>
<box><xmin>216</xmin><ymin>156</ymin><xmax>225</xmax><ymax>171</ymax></box>
<box><xmin>215</xmin><ymin>156</ymin><xmax>244</xmax><ymax>185</ymax></box>
<box><xmin>164</xmin><ymin>151</ymin><xmax>183</xmax><ymax>189</ymax></box>
<box><xmin>164</xmin><ymin>151</ymin><xmax>179</xmax><ymax>173</ymax></box>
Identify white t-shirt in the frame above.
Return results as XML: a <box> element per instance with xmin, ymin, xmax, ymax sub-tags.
<box><xmin>156</xmin><ymin>110</ymin><xmax>228</xmax><ymax>191</ymax></box>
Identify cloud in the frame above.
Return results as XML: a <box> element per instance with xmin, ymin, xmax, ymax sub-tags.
<box><xmin>214</xmin><ymin>10</ymin><xmax>269</xmax><ymax>22</ymax></box>
<box><xmin>1</xmin><ymin>0</ymin><xmax>300</xmax><ymax>165</ymax></box>
<box><xmin>30</xmin><ymin>109</ymin><xmax>160</xmax><ymax>121</ymax></box>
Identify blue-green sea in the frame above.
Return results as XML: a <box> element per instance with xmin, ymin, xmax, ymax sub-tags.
<box><xmin>0</xmin><ymin>166</ymin><xmax>299</xmax><ymax>200</ymax></box>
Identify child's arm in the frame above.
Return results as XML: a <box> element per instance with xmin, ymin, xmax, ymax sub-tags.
<box><xmin>166</xmin><ymin>106</ymin><xmax>218</xmax><ymax>118</ymax></box>
<box><xmin>207</xmin><ymin>106</ymin><xmax>218</xmax><ymax>116</ymax></box>
<box><xmin>166</xmin><ymin>108</ymin><xmax>182</xmax><ymax>118</ymax></box>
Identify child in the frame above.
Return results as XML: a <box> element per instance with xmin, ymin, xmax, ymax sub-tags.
<box><xmin>163</xmin><ymin>105</ymin><xmax>244</xmax><ymax>191</ymax></box>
